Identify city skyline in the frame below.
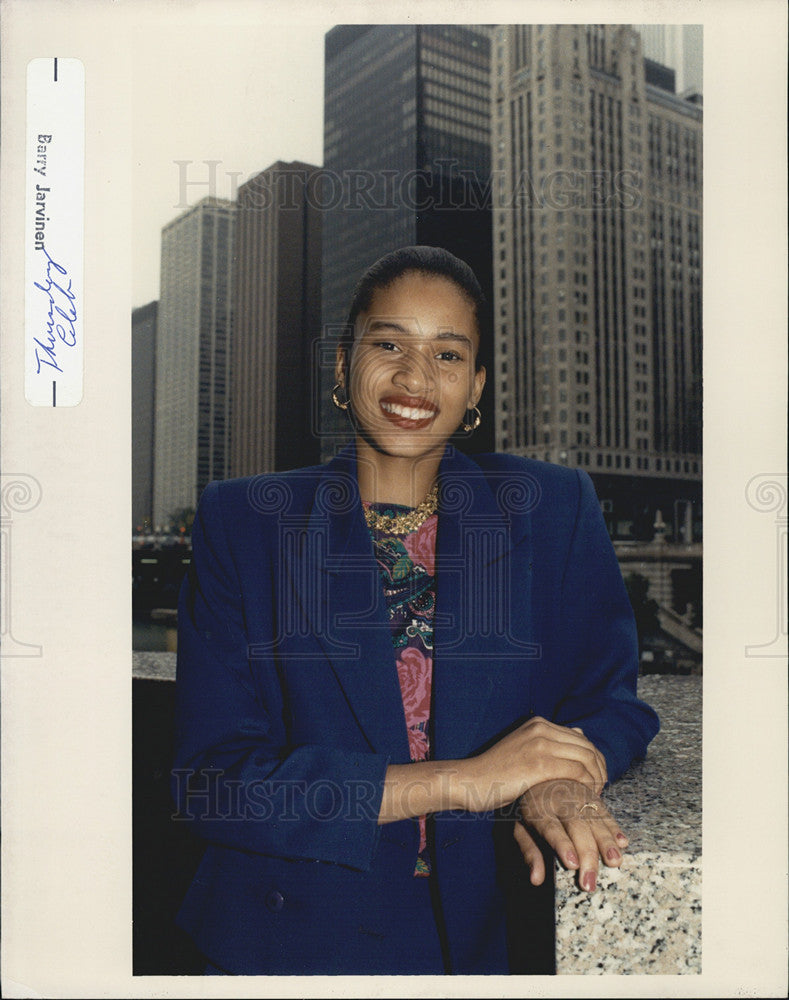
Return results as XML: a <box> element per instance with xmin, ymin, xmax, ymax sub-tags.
<box><xmin>138</xmin><ymin>20</ymin><xmax>704</xmax><ymax>528</ymax></box>
<box><xmin>132</xmin><ymin>20</ymin><xmax>701</xmax><ymax>309</ymax></box>
<box><xmin>139</xmin><ymin>21</ymin><xmax>703</xmax><ymax>544</ymax></box>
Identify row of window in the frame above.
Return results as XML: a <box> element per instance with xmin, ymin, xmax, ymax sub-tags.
<box><xmin>422</xmin><ymin>65</ymin><xmax>489</xmax><ymax>100</ymax></box>
<box><xmin>493</xmin><ymin>446</ymin><xmax>699</xmax><ymax>476</ymax></box>
<box><xmin>423</xmin><ymin>87</ymin><xmax>489</xmax><ymax>122</ymax></box>
<box><xmin>422</xmin><ymin>49</ymin><xmax>489</xmax><ymax>85</ymax></box>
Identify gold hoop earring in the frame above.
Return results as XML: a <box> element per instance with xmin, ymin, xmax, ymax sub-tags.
<box><xmin>332</xmin><ymin>383</ymin><xmax>350</xmax><ymax>411</ymax></box>
<box><xmin>461</xmin><ymin>405</ymin><xmax>482</xmax><ymax>434</ymax></box>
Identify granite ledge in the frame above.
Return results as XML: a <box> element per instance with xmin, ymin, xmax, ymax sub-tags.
<box><xmin>554</xmin><ymin>675</ymin><xmax>702</xmax><ymax>974</ymax></box>
<box><xmin>555</xmin><ymin>851</ymin><xmax>701</xmax><ymax>974</ymax></box>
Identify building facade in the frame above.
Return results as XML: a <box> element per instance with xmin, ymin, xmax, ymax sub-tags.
<box><xmin>230</xmin><ymin>161</ymin><xmax>322</xmax><ymax>476</ymax></box>
<box><xmin>132</xmin><ymin>300</ymin><xmax>157</xmax><ymax>532</ymax></box>
<box><xmin>492</xmin><ymin>24</ymin><xmax>702</xmax><ymax>539</ymax></box>
<box><xmin>321</xmin><ymin>24</ymin><xmax>495</xmax><ymax>457</ymax></box>
<box><xmin>153</xmin><ymin>197</ymin><xmax>235</xmax><ymax>528</ymax></box>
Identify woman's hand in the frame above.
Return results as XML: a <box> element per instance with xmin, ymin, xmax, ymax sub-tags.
<box><xmin>513</xmin><ymin>779</ymin><xmax>628</xmax><ymax>892</ymax></box>
<box><xmin>456</xmin><ymin>717</ymin><xmax>607</xmax><ymax>813</ymax></box>
<box><xmin>379</xmin><ymin>719</ymin><xmax>606</xmax><ymax>824</ymax></box>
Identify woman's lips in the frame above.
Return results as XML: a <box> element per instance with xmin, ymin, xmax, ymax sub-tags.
<box><xmin>379</xmin><ymin>396</ymin><xmax>438</xmax><ymax>429</ymax></box>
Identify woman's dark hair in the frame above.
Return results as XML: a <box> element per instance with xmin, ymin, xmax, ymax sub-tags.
<box><xmin>341</xmin><ymin>245</ymin><xmax>489</xmax><ymax>372</ymax></box>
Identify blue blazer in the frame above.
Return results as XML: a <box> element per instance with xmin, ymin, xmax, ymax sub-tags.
<box><xmin>172</xmin><ymin>444</ymin><xmax>659</xmax><ymax>974</ymax></box>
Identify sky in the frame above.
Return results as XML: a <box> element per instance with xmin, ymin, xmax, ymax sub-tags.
<box><xmin>132</xmin><ymin>17</ymin><xmax>327</xmax><ymax>307</ymax></box>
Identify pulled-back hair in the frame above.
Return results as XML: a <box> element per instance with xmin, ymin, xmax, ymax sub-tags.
<box><xmin>342</xmin><ymin>246</ymin><xmax>489</xmax><ymax>371</ymax></box>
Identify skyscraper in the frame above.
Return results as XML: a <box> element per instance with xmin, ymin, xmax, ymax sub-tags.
<box><xmin>321</xmin><ymin>24</ymin><xmax>495</xmax><ymax>457</ymax></box>
<box><xmin>153</xmin><ymin>197</ymin><xmax>235</xmax><ymax>528</ymax></box>
<box><xmin>230</xmin><ymin>161</ymin><xmax>322</xmax><ymax>476</ymax></box>
<box><xmin>132</xmin><ymin>300</ymin><xmax>157</xmax><ymax>531</ymax></box>
<box><xmin>492</xmin><ymin>24</ymin><xmax>702</xmax><ymax>538</ymax></box>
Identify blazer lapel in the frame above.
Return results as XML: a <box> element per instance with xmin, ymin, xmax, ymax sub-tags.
<box><xmin>285</xmin><ymin>445</ymin><xmax>411</xmax><ymax>762</ymax></box>
<box><xmin>432</xmin><ymin>447</ymin><xmax>538</xmax><ymax>761</ymax></box>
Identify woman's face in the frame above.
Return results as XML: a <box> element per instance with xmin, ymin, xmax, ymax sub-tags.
<box><xmin>338</xmin><ymin>271</ymin><xmax>486</xmax><ymax>463</ymax></box>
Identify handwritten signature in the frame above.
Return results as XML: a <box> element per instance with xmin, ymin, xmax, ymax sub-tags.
<box><xmin>32</xmin><ymin>248</ymin><xmax>77</xmax><ymax>374</ymax></box>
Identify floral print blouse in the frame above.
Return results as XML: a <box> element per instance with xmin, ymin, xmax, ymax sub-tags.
<box><xmin>364</xmin><ymin>502</ymin><xmax>437</xmax><ymax>877</ymax></box>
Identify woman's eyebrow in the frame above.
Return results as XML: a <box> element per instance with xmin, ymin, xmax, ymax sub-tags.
<box><xmin>435</xmin><ymin>331</ymin><xmax>473</xmax><ymax>346</ymax></box>
<box><xmin>365</xmin><ymin>319</ymin><xmax>410</xmax><ymax>335</ymax></box>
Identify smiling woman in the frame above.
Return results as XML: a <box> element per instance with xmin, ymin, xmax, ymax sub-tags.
<box><xmin>172</xmin><ymin>245</ymin><xmax>660</xmax><ymax>975</ymax></box>
<box><xmin>338</xmin><ymin>265</ymin><xmax>486</xmax><ymax>502</ymax></box>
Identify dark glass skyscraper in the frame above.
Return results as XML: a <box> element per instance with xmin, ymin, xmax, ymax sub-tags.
<box><xmin>320</xmin><ymin>24</ymin><xmax>495</xmax><ymax>456</ymax></box>
<box><xmin>231</xmin><ymin>161</ymin><xmax>322</xmax><ymax>476</ymax></box>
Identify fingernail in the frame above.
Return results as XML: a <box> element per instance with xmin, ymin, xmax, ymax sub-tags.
<box><xmin>567</xmin><ymin>850</ymin><xmax>580</xmax><ymax>867</ymax></box>
<box><xmin>616</xmin><ymin>833</ymin><xmax>628</xmax><ymax>844</ymax></box>
<box><xmin>606</xmin><ymin>847</ymin><xmax>621</xmax><ymax>862</ymax></box>
<box><xmin>583</xmin><ymin>871</ymin><xmax>596</xmax><ymax>892</ymax></box>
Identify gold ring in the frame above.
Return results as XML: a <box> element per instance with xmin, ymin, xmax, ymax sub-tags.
<box><xmin>578</xmin><ymin>802</ymin><xmax>599</xmax><ymax>815</ymax></box>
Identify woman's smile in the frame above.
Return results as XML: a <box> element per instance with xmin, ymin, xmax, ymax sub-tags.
<box><xmin>380</xmin><ymin>394</ymin><xmax>439</xmax><ymax>429</ymax></box>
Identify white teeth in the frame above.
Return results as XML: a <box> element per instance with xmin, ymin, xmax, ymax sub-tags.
<box><xmin>381</xmin><ymin>402</ymin><xmax>435</xmax><ymax>420</ymax></box>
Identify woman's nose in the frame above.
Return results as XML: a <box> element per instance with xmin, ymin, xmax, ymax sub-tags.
<box><xmin>393</xmin><ymin>351</ymin><xmax>435</xmax><ymax>393</ymax></box>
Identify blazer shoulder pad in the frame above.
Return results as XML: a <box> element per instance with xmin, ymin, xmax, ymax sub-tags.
<box><xmin>204</xmin><ymin>464</ymin><xmax>325</xmax><ymax>526</ymax></box>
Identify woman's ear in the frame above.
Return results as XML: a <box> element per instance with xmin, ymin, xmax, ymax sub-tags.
<box><xmin>471</xmin><ymin>365</ymin><xmax>486</xmax><ymax>406</ymax></box>
<box><xmin>335</xmin><ymin>346</ymin><xmax>347</xmax><ymax>386</ymax></box>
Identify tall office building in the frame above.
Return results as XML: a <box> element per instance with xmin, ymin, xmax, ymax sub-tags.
<box><xmin>132</xmin><ymin>300</ymin><xmax>157</xmax><ymax>532</ymax></box>
<box><xmin>492</xmin><ymin>25</ymin><xmax>702</xmax><ymax>537</ymax></box>
<box><xmin>230</xmin><ymin>161</ymin><xmax>322</xmax><ymax>476</ymax></box>
<box><xmin>153</xmin><ymin>197</ymin><xmax>235</xmax><ymax>528</ymax></box>
<box><xmin>321</xmin><ymin>24</ymin><xmax>495</xmax><ymax>457</ymax></box>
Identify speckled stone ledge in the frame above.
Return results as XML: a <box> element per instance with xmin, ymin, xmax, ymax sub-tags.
<box><xmin>133</xmin><ymin>650</ymin><xmax>176</xmax><ymax>681</ymax></box>
<box><xmin>555</xmin><ymin>676</ymin><xmax>702</xmax><ymax>974</ymax></box>
<box><xmin>555</xmin><ymin>851</ymin><xmax>701</xmax><ymax>974</ymax></box>
<box><xmin>132</xmin><ymin>656</ymin><xmax>701</xmax><ymax>974</ymax></box>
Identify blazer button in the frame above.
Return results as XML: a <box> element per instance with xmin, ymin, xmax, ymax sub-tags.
<box><xmin>265</xmin><ymin>890</ymin><xmax>285</xmax><ymax>912</ymax></box>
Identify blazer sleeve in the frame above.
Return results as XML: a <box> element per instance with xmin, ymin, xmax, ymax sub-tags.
<box><xmin>550</xmin><ymin>469</ymin><xmax>660</xmax><ymax>783</ymax></box>
<box><xmin>171</xmin><ymin>481</ymin><xmax>391</xmax><ymax>871</ymax></box>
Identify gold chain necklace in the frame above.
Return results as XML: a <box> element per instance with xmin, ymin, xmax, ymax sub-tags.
<box><xmin>363</xmin><ymin>481</ymin><xmax>439</xmax><ymax>535</ymax></box>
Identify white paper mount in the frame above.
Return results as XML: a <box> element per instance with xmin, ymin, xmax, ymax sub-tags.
<box><xmin>24</xmin><ymin>57</ymin><xmax>85</xmax><ymax>407</ymax></box>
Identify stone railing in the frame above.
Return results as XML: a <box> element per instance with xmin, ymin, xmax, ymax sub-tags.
<box><xmin>554</xmin><ymin>675</ymin><xmax>701</xmax><ymax>974</ymax></box>
<box><xmin>133</xmin><ymin>655</ymin><xmax>700</xmax><ymax>975</ymax></box>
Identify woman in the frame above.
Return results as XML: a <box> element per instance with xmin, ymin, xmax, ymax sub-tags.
<box><xmin>172</xmin><ymin>246</ymin><xmax>659</xmax><ymax>975</ymax></box>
